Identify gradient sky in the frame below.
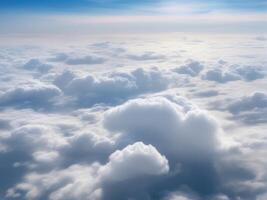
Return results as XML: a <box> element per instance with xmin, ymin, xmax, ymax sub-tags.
<box><xmin>0</xmin><ymin>0</ymin><xmax>266</xmax><ymax>35</ymax></box>
<box><xmin>0</xmin><ymin>0</ymin><xmax>266</xmax><ymax>13</ymax></box>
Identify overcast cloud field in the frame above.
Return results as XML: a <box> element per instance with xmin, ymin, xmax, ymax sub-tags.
<box><xmin>0</xmin><ymin>1</ymin><xmax>267</xmax><ymax>200</ymax></box>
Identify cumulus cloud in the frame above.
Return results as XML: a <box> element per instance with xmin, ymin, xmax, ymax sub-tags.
<box><xmin>202</xmin><ymin>68</ymin><xmax>240</xmax><ymax>83</ymax></box>
<box><xmin>3</xmin><ymin>94</ymin><xmax>225</xmax><ymax>199</ymax></box>
<box><xmin>202</xmin><ymin>65</ymin><xmax>265</xmax><ymax>83</ymax></box>
<box><xmin>48</xmin><ymin>52</ymin><xmax>106</xmax><ymax>65</ymax></box>
<box><xmin>22</xmin><ymin>59</ymin><xmax>53</xmax><ymax>73</ymax></box>
<box><xmin>235</xmin><ymin>66</ymin><xmax>265</xmax><ymax>81</ymax></box>
<box><xmin>55</xmin><ymin>67</ymin><xmax>173</xmax><ymax>106</ymax></box>
<box><xmin>173</xmin><ymin>60</ymin><xmax>204</xmax><ymax>77</ymax></box>
<box><xmin>0</xmin><ymin>82</ymin><xmax>61</xmax><ymax>109</ymax></box>
<box><xmin>103</xmin><ymin>95</ymin><xmax>222</xmax><ymax>196</ymax></box>
<box><xmin>103</xmin><ymin>96</ymin><xmax>219</xmax><ymax>160</ymax></box>
<box><xmin>6</xmin><ymin>164</ymin><xmax>102</xmax><ymax>200</ymax></box>
<box><xmin>7</xmin><ymin>142</ymin><xmax>169</xmax><ymax>200</ymax></box>
<box><xmin>3</xmin><ymin>124</ymin><xmax>66</xmax><ymax>153</ymax></box>
<box><xmin>53</xmin><ymin>70</ymin><xmax>76</xmax><ymax>90</ymax></box>
<box><xmin>100</xmin><ymin>142</ymin><xmax>169</xmax><ymax>182</ymax></box>
<box><xmin>1</xmin><ymin>37</ymin><xmax>267</xmax><ymax>200</ymax></box>
<box><xmin>0</xmin><ymin>123</ymin><xmax>67</xmax><ymax>194</ymax></box>
<box><xmin>47</xmin><ymin>53</ymin><xmax>69</xmax><ymax>62</ymax></box>
<box><xmin>227</xmin><ymin>92</ymin><xmax>267</xmax><ymax>124</ymax></box>
<box><xmin>61</xmin><ymin>132</ymin><xmax>115</xmax><ymax>165</ymax></box>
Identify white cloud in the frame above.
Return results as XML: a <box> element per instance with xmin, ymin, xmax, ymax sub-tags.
<box><xmin>202</xmin><ymin>65</ymin><xmax>265</xmax><ymax>83</ymax></box>
<box><xmin>0</xmin><ymin>82</ymin><xmax>61</xmax><ymax>109</ymax></box>
<box><xmin>3</xmin><ymin>124</ymin><xmax>66</xmax><ymax>154</ymax></box>
<box><xmin>100</xmin><ymin>142</ymin><xmax>169</xmax><ymax>182</ymax></box>
<box><xmin>173</xmin><ymin>60</ymin><xmax>204</xmax><ymax>77</ymax></box>
<box><xmin>228</xmin><ymin>92</ymin><xmax>267</xmax><ymax>114</ymax></box>
<box><xmin>103</xmin><ymin>95</ymin><xmax>219</xmax><ymax>164</ymax></box>
<box><xmin>22</xmin><ymin>59</ymin><xmax>53</xmax><ymax>73</ymax></box>
<box><xmin>53</xmin><ymin>70</ymin><xmax>76</xmax><ymax>90</ymax></box>
<box><xmin>1</xmin><ymin>36</ymin><xmax>267</xmax><ymax>200</ymax></box>
<box><xmin>6</xmin><ymin>164</ymin><xmax>102</xmax><ymax>200</ymax></box>
<box><xmin>202</xmin><ymin>68</ymin><xmax>241</xmax><ymax>83</ymax></box>
<box><xmin>47</xmin><ymin>53</ymin><xmax>69</xmax><ymax>62</ymax></box>
<box><xmin>226</xmin><ymin>92</ymin><xmax>267</xmax><ymax>124</ymax></box>
<box><xmin>235</xmin><ymin>66</ymin><xmax>265</xmax><ymax>82</ymax></box>
<box><xmin>7</xmin><ymin>142</ymin><xmax>169</xmax><ymax>200</ymax></box>
<box><xmin>61</xmin><ymin>132</ymin><xmax>115</xmax><ymax>164</ymax></box>
<box><xmin>58</xmin><ymin>67</ymin><xmax>173</xmax><ymax>106</ymax></box>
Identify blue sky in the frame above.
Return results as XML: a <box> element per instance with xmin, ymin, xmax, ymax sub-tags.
<box><xmin>1</xmin><ymin>0</ymin><xmax>266</xmax><ymax>13</ymax></box>
<box><xmin>0</xmin><ymin>0</ymin><xmax>266</xmax><ymax>35</ymax></box>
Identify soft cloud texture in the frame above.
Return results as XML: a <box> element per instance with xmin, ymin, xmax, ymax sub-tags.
<box><xmin>7</xmin><ymin>142</ymin><xmax>169</xmax><ymax>200</ymax></box>
<box><xmin>23</xmin><ymin>59</ymin><xmax>53</xmax><ymax>73</ymax></box>
<box><xmin>202</xmin><ymin>65</ymin><xmax>265</xmax><ymax>83</ymax></box>
<box><xmin>173</xmin><ymin>60</ymin><xmax>204</xmax><ymax>77</ymax></box>
<box><xmin>100</xmin><ymin>142</ymin><xmax>169</xmax><ymax>182</ymax></box>
<box><xmin>0</xmin><ymin>35</ymin><xmax>266</xmax><ymax>200</ymax></box>
<box><xmin>0</xmin><ymin>82</ymin><xmax>61</xmax><ymax>109</ymax></box>
<box><xmin>55</xmin><ymin>67</ymin><xmax>173</xmax><ymax>106</ymax></box>
<box><xmin>227</xmin><ymin>92</ymin><xmax>267</xmax><ymax>124</ymax></box>
<box><xmin>202</xmin><ymin>68</ymin><xmax>241</xmax><ymax>83</ymax></box>
<box><xmin>103</xmin><ymin>96</ymin><xmax>219</xmax><ymax>160</ymax></box>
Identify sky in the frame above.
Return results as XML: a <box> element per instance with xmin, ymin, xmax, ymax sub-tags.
<box><xmin>0</xmin><ymin>0</ymin><xmax>266</xmax><ymax>13</ymax></box>
<box><xmin>0</xmin><ymin>0</ymin><xmax>267</xmax><ymax>36</ymax></box>
<box><xmin>0</xmin><ymin>1</ymin><xmax>267</xmax><ymax>200</ymax></box>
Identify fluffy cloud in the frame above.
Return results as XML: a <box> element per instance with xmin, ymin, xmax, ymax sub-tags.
<box><xmin>3</xmin><ymin>124</ymin><xmax>66</xmax><ymax>153</ymax></box>
<box><xmin>100</xmin><ymin>142</ymin><xmax>169</xmax><ymax>182</ymax></box>
<box><xmin>7</xmin><ymin>142</ymin><xmax>169</xmax><ymax>200</ymax></box>
<box><xmin>103</xmin><ymin>96</ymin><xmax>219</xmax><ymax>161</ymax></box>
<box><xmin>47</xmin><ymin>53</ymin><xmax>69</xmax><ymax>62</ymax></box>
<box><xmin>22</xmin><ymin>59</ymin><xmax>53</xmax><ymax>73</ymax></box>
<box><xmin>235</xmin><ymin>66</ymin><xmax>265</xmax><ymax>81</ymax></box>
<box><xmin>48</xmin><ymin>53</ymin><xmax>106</xmax><ymax>65</ymax></box>
<box><xmin>0</xmin><ymin>82</ymin><xmax>61</xmax><ymax>109</ymax></box>
<box><xmin>0</xmin><ymin>123</ymin><xmax>67</xmax><ymax>195</ymax></box>
<box><xmin>173</xmin><ymin>60</ymin><xmax>204</xmax><ymax>77</ymax></box>
<box><xmin>55</xmin><ymin>67</ymin><xmax>173</xmax><ymax>106</ymax></box>
<box><xmin>1</xmin><ymin>37</ymin><xmax>267</xmax><ymax>200</ymax></box>
<box><xmin>202</xmin><ymin>68</ymin><xmax>240</xmax><ymax>83</ymax></box>
<box><xmin>53</xmin><ymin>70</ymin><xmax>76</xmax><ymax>90</ymax></box>
<box><xmin>227</xmin><ymin>92</ymin><xmax>267</xmax><ymax>124</ymax></box>
<box><xmin>103</xmin><ymin>95</ymin><xmax>221</xmax><ymax>196</ymax></box>
<box><xmin>6</xmin><ymin>164</ymin><xmax>102</xmax><ymax>200</ymax></box>
<box><xmin>3</xmin><ymin>94</ymin><xmax>224</xmax><ymax>199</ymax></box>
<box><xmin>202</xmin><ymin>65</ymin><xmax>265</xmax><ymax>83</ymax></box>
<box><xmin>61</xmin><ymin>132</ymin><xmax>115</xmax><ymax>165</ymax></box>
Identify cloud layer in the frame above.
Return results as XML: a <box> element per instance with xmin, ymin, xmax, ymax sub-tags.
<box><xmin>0</xmin><ymin>35</ymin><xmax>266</xmax><ymax>200</ymax></box>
